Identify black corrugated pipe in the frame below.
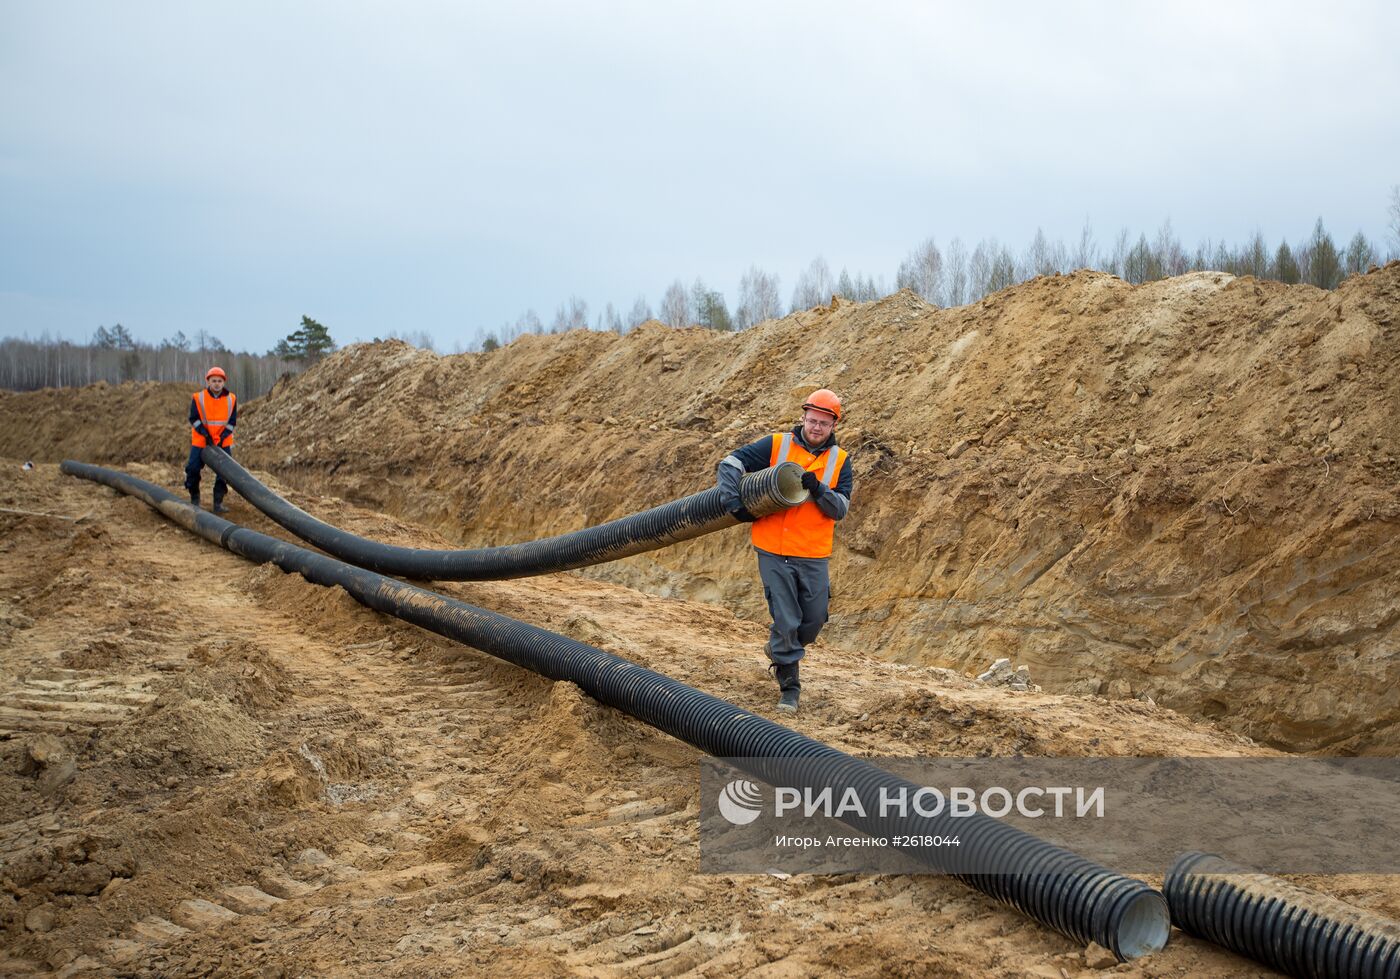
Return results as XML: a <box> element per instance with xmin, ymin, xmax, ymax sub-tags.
<box><xmin>62</xmin><ymin>459</ymin><xmax>1171</xmax><ymax>962</ymax></box>
<box><xmin>1165</xmin><ymin>852</ymin><xmax>1400</xmax><ymax>978</ymax></box>
<box><xmin>197</xmin><ymin>446</ymin><xmax>806</xmax><ymax>579</ymax></box>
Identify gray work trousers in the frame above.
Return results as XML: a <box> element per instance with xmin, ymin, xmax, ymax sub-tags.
<box><xmin>757</xmin><ymin>550</ymin><xmax>830</xmax><ymax>667</ymax></box>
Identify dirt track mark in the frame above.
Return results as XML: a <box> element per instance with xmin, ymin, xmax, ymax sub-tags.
<box><xmin>0</xmin><ymin>671</ymin><xmax>156</xmax><ymax>738</ymax></box>
<box><xmin>3</xmin><ymin>459</ymin><xmax>1394</xmax><ymax>976</ymax></box>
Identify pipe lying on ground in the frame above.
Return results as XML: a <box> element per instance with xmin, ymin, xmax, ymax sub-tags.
<box><xmin>198</xmin><ymin>446</ymin><xmax>806</xmax><ymax>579</ymax></box>
<box><xmin>1165</xmin><ymin>851</ymin><xmax>1400</xmax><ymax>978</ymax></box>
<box><xmin>62</xmin><ymin>459</ymin><xmax>1170</xmax><ymax>961</ymax></box>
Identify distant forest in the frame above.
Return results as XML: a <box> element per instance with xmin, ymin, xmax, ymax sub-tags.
<box><xmin>5</xmin><ymin>205</ymin><xmax>1398</xmax><ymax>392</ymax></box>
<box><xmin>0</xmin><ymin>316</ymin><xmax>337</xmax><ymax>396</ymax></box>
<box><xmin>483</xmin><ymin>209</ymin><xmax>1399</xmax><ymax>349</ymax></box>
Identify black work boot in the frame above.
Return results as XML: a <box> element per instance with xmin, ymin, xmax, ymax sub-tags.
<box><xmin>212</xmin><ymin>494</ymin><xmax>228</xmax><ymax>514</ymax></box>
<box><xmin>189</xmin><ymin>491</ymin><xmax>200</xmax><ymax>508</ymax></box>
<box><xmin>775</xmin><ymin>663</ymin><xmax>801</xmax><ymax>714</ymax></box>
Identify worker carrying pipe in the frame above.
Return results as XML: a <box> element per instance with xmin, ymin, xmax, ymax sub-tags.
<box><xmin>717</xmin><ymin>388</ymin><xmax>852</xmax><ymax>714</ymax></box>
<box><xmin>186</xmin><ymin>365</ymin><xmax>237</xmax><ymax>513</ymax></box>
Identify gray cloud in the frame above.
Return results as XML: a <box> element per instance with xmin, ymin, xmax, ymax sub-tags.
<box><xmin>3</xmin><ymin>0</ymin><xmax>1397</xmax><ymax>352</ymax></box>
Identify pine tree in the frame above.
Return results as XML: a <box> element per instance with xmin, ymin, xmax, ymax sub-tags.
<box><xmin>692</xmin><ymin>287</ymin><xmax>733</xmax><ymax>331</ymax></box>
<box><xmin>1306</xmin><ymin>219</ymin><xmax>1342</xmax><ymax>289</ymax></box>
<box><xmin>274</xmin><ymin>316</ymin><xmax>336</xmax><ymax>362</ymax></box>
<box><xmin>1273</xmin><ymin>242</ymin><xmax>1301</xmax><ymax>284</ymax></box>
<box><xmin>1343</xmin><ymin>231</ymin><xmax>1376</xmax><ymax>278</ymax></box>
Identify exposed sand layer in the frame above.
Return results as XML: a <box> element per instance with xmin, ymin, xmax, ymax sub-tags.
<box><xmin>7</xmin><ymin>265</ymin><xmax>1395</xmax><ymax>752</ymax></box>
<box><xmin>3</xmin><ymin>265</ymin><xmax>1398</xmax><ymax>974</ymax></box>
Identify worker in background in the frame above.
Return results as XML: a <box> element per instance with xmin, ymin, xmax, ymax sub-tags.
<box><xmin>186</xmin><ymin>366</ymin><xmax>236</xmax><ymax>512</ymax></box>
<box><xmin>716</xmin><ymin>388</ymin><xmax>853</xmax><ymax>714</ymax></box>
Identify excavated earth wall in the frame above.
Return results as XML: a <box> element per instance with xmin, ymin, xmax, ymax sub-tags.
<box><xmin>4</xmin><ymin>266</ymin><xmax>1398</xmax><ymax>753</ymax></box>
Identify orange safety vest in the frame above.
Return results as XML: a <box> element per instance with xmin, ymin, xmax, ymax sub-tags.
<box><xmin>191</xmin><ymin>390</ymin><xmax>236</xmax><ymax>447</ymax></box>
<box><xmin>751</xmin><ymin>432</ymin><xmax>848</xmax><ymax>559</ymax></box>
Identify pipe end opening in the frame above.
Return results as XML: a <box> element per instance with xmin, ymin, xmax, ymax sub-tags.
<box><xmin>1113</xmin><ymin>891</ymin><xmax>1171</xmax><ymax>961</ymax></box>
<box><xmin>773</xmin><ymin>461</ymin><xmax>810</xmax><ymax>506</ymax></box>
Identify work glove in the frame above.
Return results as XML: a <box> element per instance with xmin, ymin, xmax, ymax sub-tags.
<box><xmin>218</xmin><ymin>434</ymin><xmax>232</xmax><ymax>448</ymax></box>
<box><xmin>728</xmin><ymin>505</ymin><xmax>758</xmax><ymax>523</ymax></box>
<box><xmin>801</xmin><ymin>471</ymin><xmax>827</xmax><ymax>498</ymax></box>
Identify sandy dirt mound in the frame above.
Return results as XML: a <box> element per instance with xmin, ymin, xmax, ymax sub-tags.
<box><xmin>4</xmin><ymin>268</ymin><xmax>1398</xmax><ymax>752</ymax></box>
<box><xmin>248</xmin><ymin>269</ymin><xmax>1399</xmax><ymax>751</ymax></box>
<box><xmin>0</xmin><ymin>380</ymin><xmax>192</xmax><ymax>465</ymax></box>
<box><xmin>3</xmin><ymin>266</ymin><xmax>1399</xmax><ymax>971</ymax></box>
<box><xmin>9</xmin><ymin>456</ymin><xmax>1386</xmax><ymax>978</ymax></box>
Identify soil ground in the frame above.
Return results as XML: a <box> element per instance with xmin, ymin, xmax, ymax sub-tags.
<box><xmin>2</xmin><ymin>265</ymin><xmax>1399</xmax><ymax>975</ymax></box>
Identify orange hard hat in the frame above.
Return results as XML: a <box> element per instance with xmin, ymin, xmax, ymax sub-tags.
<box><xmin>205</xmin><ymin>366</ymin><xmax>226</xmax><ymax>380</ymax></box>
<box><xmin>802</xmin><ymin>388</ymin><xmax>842</xmax><ymax>422</ymax></box>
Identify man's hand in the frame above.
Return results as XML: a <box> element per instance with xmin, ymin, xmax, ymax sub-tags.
<box><xmin>218</xmin><ymin>434</ymin><xmax>232</xmax><ymax>448</ymax></box>
<box><xmin>729</xmin><ymin>505</ymin><xmax>758</xmax><ymax>523</ymax></box>
<box><xmin>801</xmin><ymin>471</ymin><xmax>826</xmax><ymax>498</ymax></box>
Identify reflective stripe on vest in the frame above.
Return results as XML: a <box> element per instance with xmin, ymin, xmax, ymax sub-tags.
<box><xmin>191</xmin><ymin>390</ymin><xmax>236</xmax><ymax>446</ymax></box>
<box><xmin>750</xmin><ymin>432</ymin><xmax>847</xmax><ymax>559</ymax></box>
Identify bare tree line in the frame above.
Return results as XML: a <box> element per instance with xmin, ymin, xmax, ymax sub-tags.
<box><xmin>0</xmin><ymin>328</ymin><xmax>299</xmax><ymax>395</ymax></box>
<box><xmin>893</xmin><ymin>216</ymin><xmax>1388</xmax><ymax>306</ymax></box>
<box><xmin>7</xmin><ymin>195</ymin><xmax>1398</xmax><ymax>381</ymax></box>
<box><xmin>477</xmin><ymin>202</ymin><xmax>1397</xmax><ymax>352</ymax></box>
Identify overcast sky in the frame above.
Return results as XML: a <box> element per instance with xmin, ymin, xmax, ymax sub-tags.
<box><xmin>3</xmin><ymin>1</ymin><xmax>1398</xmax><ymax>354</ymax></box>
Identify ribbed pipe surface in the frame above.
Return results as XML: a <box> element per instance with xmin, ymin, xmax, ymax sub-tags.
<box><xmin>1165</xmin><ymin>852</ymin><xmax>1400</xmax><ymax>978</ymax></box>
<box><xmin>199</xmin><ymin>446</ymin><xmax>806</xmax><ymax>579</ymax></box>
<box><xmin>62</xmin><ymin>459</ymin><xmax>1170</xmax><ymax>961</ymax></box>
